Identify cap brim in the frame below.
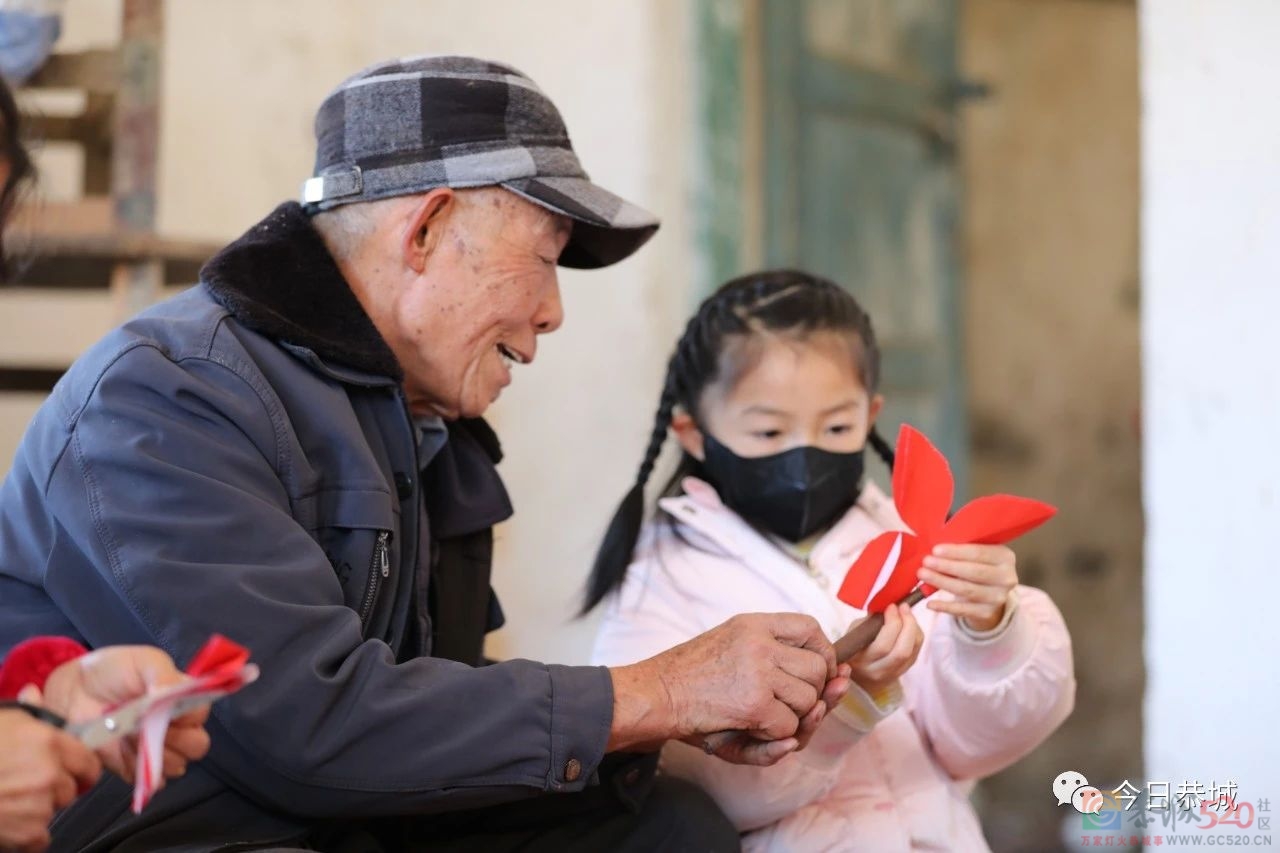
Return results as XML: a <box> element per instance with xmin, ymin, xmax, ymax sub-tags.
<box><xmin>502</xmin><ymin>177</ymin><xmax>660</xmax><ymax>269</ymax></box>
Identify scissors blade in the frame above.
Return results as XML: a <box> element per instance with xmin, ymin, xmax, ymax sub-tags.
<box><xmin>65</xmin><ymin>694</ymin><xmax>153</xmax><ymax>749</ymax></box>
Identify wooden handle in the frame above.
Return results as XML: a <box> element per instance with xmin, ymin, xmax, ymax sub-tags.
<box><xmin>700</xmin><ymin>728</ymin><xmax>743</xmax><ymax>754</ymax></box>
<box><xmin>833</xmin><ymin>612</ymin><xmax>886</xmax><ymax>662</ymax></box>
<box><xmin>700</xmin><ymin>587</ymin><xmax>926</xmax><ymax>755</ymax></box>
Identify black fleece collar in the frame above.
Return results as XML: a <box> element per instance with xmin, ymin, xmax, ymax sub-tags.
<box><xmin>201</xmin><ymin>201</ymin><xmax>403</xmax><ymax>381</ymax></box>
<box><xmin>201</xmin><ymin>201</ymin><xmax>505</xmax><ymax>467</ymax></box>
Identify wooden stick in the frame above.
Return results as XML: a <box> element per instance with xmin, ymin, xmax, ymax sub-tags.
<box><xmin>833</xmin><ymin>587</ymin><xmax>926</xmax><ymax>661</ymax></box>
<box><xmin>701</xmin><ymin>587</ymin><xmax>927</xmax><ymax>755</ymax></box>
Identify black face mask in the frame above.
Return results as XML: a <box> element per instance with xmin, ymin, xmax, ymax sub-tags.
<box><xmin>700</xmin><ymin>433</ymin><xmax>865</xmax><ymax>543</ymax></box>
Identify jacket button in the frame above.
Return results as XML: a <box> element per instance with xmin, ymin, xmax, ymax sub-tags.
<box><xmin>564</xmin><ymin>758</ymin><xmax>582</xmax><ymax>783</ymax></box>
<box><xmin>394</xmin><ymin>472</ymin><xmax>413</xmax><ymax>500</ymax></box>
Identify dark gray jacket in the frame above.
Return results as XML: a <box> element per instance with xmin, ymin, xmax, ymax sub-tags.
<box><xmin>0</xmin><ymin>203</ymin><xmax>615</xmax><ymax>851</ymax></box>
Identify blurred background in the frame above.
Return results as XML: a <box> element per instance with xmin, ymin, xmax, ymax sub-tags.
<box><xmin>0</xmin><ymin>1</ymin><xmax>1274</xmax><ymax>850</ymax></box>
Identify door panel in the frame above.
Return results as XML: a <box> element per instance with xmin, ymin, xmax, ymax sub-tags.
<box><xmin>761</xmin><ymin>0</ymin><xmax>966</xmax><ymax>492</ymax></box>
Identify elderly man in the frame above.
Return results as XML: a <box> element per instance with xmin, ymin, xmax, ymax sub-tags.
<box><xmin>0</xmin><ymin>56</ymin><xmax>848</xmax><ymax>851</ymax></box>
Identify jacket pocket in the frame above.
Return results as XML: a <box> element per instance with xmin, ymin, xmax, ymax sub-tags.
<box><xmin>303</xmin><ymin>489</ymin><xmax>398</xmax><ymax>630</ymax></box>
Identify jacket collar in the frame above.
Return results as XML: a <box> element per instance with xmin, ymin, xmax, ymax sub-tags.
<box><xmin>200</xmin><ymin>202</ymin><xmax>506</xmax><ymax>473</ymax></box>
<box><xmin>201</xmin><ymin>201</ymin><xmax>403</xmax><ymax>381</ymax></box>
<box><xmin>654</xmin><ymin>478</ymin><xmax>904</xmax><ymax>634</ymax></box>
<box><xmin>658</xmin><ymin>478</ymin><xmax>905</xmax><ymax>580</ymax></box>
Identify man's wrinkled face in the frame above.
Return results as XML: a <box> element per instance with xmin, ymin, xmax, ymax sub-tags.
<box><xmin>391</xmin><ymin>190</ymin><xmax>570</xmax><ymax>419</ymax></box>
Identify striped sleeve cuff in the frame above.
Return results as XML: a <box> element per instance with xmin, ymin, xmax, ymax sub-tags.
<box><xmin>833</xmin><ymin>679</ymin><xmax>904</xmax><ymax>732</ymax></box>
<box><xmin>797</xmin><ymin>678</ymin><xmax>903</xmax><ymax>770</ymax></box>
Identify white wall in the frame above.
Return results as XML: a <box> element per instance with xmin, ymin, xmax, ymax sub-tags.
<box><xmin>1142</xmin><ymin>0</ymin><xmax>1280</xmax><ymax>815</ymax></box>
<box><xmin>1</xmin><ymin>0</ymin><xmax>699</xmax><ymax>665</ymax></box>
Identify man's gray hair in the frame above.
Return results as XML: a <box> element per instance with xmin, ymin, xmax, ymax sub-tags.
<box><xmin>311</xmin><ymin>187</ymin><xmax>520</xmax><ymax>260</ymax></box>
<box><xmin>311</xmin><ymin>196</ymin><xmax>408</xmax><ymax>260</ymax></box>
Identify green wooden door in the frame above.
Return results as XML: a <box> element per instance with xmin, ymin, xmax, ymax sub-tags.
<box><xmin>698</xmin><ymin>0</ymin><xmax>968</xmax><ymax>494</ymax></box>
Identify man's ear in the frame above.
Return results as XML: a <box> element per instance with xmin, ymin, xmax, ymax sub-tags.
<box><xmin>671</xmin><ymin>410</ymin><xmax>706</xmax><ymax>462</ymax></box>
<box><xmin>402</xmin><ymin>188</ymin><xmax>455</xmax><ymax>273</ymax></box>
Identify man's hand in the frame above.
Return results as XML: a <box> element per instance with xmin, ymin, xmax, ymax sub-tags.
<box><xmin>608</xmin><ymin>613</ymin><xmax>845</xmax><ymax>765</ymax></box>
<box><xmin>696</xmin><ymin>661</ymin><xmax>853</xmax><ymax>765</ymax></box>
<box><xmin>22</xmin><ymin>646</ymin><xmax>211</xmax><ymax>785</ymax></box>
<box><xmin>0</xmin><ymin>709</ymin><xmax>101</xmax><ymax>853</ymax></box>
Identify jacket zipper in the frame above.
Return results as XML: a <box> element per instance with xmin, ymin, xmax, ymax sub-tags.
<box><xmin>359</xmin><ymin>530</ymin><xmax>392</xmax><ymax>625</ymax></box>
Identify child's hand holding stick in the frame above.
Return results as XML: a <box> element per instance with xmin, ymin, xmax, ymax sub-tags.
<box><xmin>701</xmin><ymin>587</ymin><xmax>925</xmax><ymax>755</ymax></box>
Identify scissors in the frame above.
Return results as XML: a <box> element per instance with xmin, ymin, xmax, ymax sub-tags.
<box><xmin>65</xmin><ymin>663</ymin><xmax>259</xmax><ymax>749</ymax></box>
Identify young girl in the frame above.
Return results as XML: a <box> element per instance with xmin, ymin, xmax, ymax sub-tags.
<box><xmin>586</xmin><ymin>270</ymin><xmax>1075</xmax><ymax>851</ymax></box>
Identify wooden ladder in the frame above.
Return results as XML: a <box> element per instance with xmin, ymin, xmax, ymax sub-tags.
<box><xmin>1</xmin><ymin>0</ymin><xmax>221</xmax><ymax>393</ymax></box>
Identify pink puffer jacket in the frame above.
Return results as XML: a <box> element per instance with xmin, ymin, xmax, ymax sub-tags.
<box><xmin>591</xmin><ymin>478</ymin><xmax>1075</xmax><ymax>852</ymax></box>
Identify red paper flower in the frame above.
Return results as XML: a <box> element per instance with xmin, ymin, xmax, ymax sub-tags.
<box><xmin>837</xmin><ymin>424</ymin><xmax>1057</xmax><ymax>614</ymax></box>
<box><xmin>185</xmin><ymin>634</ymin><xmax>251</xmax><ymax>682</ymax></box>
<box><xmin>133</xmin><ymin>634</ymin><xmax>256</xmax><ymax>813</ymax></box>
<box><xmin>0</xmin><ymin>636</ymin><xmax>88</xmax><ymax>699</ymax></box>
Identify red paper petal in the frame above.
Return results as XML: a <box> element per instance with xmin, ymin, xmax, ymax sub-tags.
<box><xmin>941</xmin><ymin>495</ymin><xmax>1058</xmax><ymax>545</ymax></box>
<box><xmin>837</xmin><ymin>531</ymin><xmax>902</xmax><ymax>610</ymax></box>
<box><xmin>185</xmin><ymin>634</ymin><xmax>250</xmax><ymax>678</ymax></box>
<box><xmin>892</xmin><ymin>424</ymin><xmax>953</xmax><ymax>538</ymax></box>
<box><xmin>866</xmin><ymin>537</ymin><xmax>928</xmax><ymax>614</ymax></box>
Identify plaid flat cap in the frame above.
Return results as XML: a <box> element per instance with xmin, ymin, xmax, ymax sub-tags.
<box><xmin>302</xmin><ymin>55</ymin><xmax>660</xmax><ymax>269</ymax></box>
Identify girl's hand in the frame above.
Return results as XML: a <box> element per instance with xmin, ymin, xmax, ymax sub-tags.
<box><xmin>919</xmin><ymin>543</ymin><xmax>1018</xmax><ymax>632</ymax></box>
<box><xmin>846</xmin><ymin>603</ymin><xmax>923</xmax><ymax>693</ymax></box>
